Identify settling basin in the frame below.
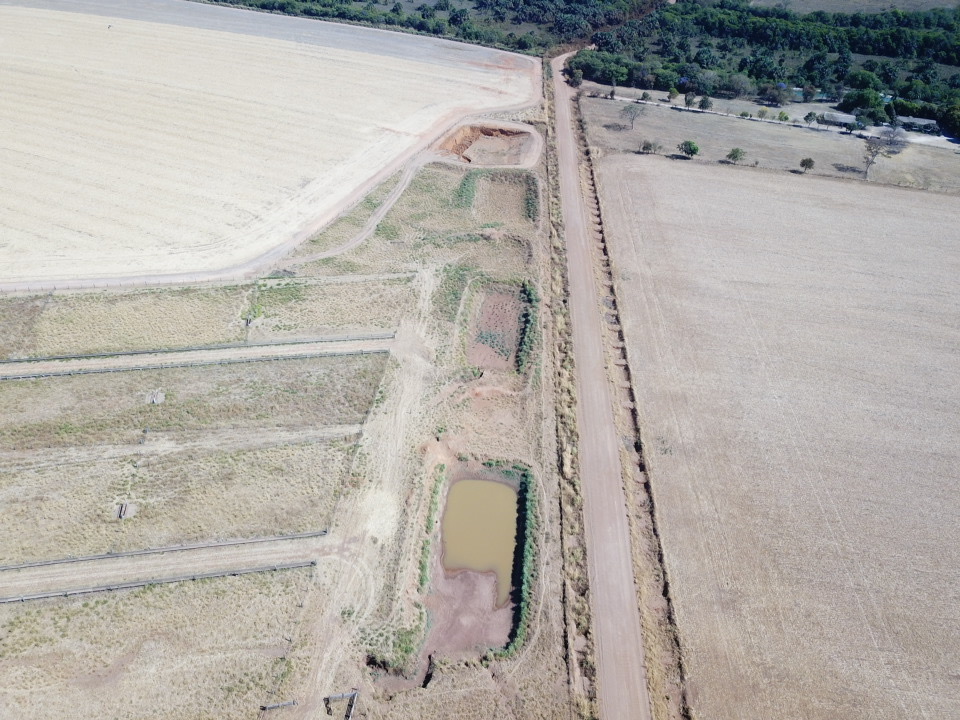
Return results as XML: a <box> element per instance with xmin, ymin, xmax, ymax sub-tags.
<box><xmin>441</xmin><ymin>479</ymin><xmax>517</xmax><ymax>607</ymax></box>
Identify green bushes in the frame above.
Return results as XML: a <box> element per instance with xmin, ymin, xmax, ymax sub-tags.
<box><xmin>516</xmin><ymin>280</ymin><xmax>540</xmax><ymax>374</ymax></box>
<box><xmin>495</xmin><ymin>463</ymin><xmax>538</xmax><ymax>658</ymax></box>
<box><xmin>453</xmin><ymin>171</ymin><xmax>480</xmax><ymax>209</ymax></box>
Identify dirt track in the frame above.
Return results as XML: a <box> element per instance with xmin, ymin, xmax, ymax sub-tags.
<box><xmin>0</xmin><ymin>534</ymin><xmax>334</xmax><ymax>601</ymax></box>
<box><xmin>551</xmin><ymin>54</ymin><xmax>651</xmax><ymax>720</ymax></box>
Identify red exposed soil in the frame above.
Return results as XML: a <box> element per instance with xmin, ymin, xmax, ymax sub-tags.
<box><xmin>438</xmin><ymin>124</ymin><xmax>534</xmax><ymax>166</ymax></box>
<box><xmin>466</xmin><ymin>290</ymin><xmax>522</xmax><ymax>371</ymax></box>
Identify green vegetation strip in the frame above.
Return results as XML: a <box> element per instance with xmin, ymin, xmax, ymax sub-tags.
<box><xmin>516</xmin><ymin>280</ymin><xmax>541</xmax><ymax>374</ymax></box>
<box><xmin>482</xmin><ymin>460</ymin><xmax>538</xmax><ymax>658</ymax></box>
<box><xmin>419</xmin><ymin>464</ymin><xmax>446</xmax><ymax>591</ymax></box>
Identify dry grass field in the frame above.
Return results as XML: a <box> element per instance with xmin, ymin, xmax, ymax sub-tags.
<box><xmin>0</xmin><ymin>569</ymin><xmax>312</xmax><ymax>719</ymax></box>
<box><xmin>582</xmin><ymin>96</ymin><xmax>960</xmax><ymax>194</ymax></box>
<box><xmin>296</xmin><ymin>164</ymin><xmax>536</xmax><ymax>279</ymax></box>
<box><xmin>595</xmin><ymin>154</ymin><xmax>960</xmax><ymax>719</ymax></box>
<box><xmin>0</xmin><ymin>287</ymin><xmax>249</xmax><ymax>359</ymax></box>
<box><xmin>0</xmin><ymin>354</ymin><xmax>385</xmax><ymax>451</ymax></box>
<box><xmin>0</xmin><ymin>440</ymin><xmax>353</xmax><ymax>564</ymax></box>
<box><xmin>0</xmin><ymin>2</ymin><xmax>537</xmax><ymax>285</ymax></box>
<box><xmin>254</xmin><ymin>278</ymin><xmax>416</xmax><ymax>336</ymax></box>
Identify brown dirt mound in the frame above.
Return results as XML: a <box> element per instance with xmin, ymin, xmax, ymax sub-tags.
<box><xmin>439</xmin><ymin>125</ymin><xmax>534</xmax><ymax>166</ymax></box>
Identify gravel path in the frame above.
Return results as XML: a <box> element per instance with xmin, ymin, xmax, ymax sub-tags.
<box><xmin>552</xmin><ymin>53</ymin><xmax>652</xmax><ymax>720</ymax></box>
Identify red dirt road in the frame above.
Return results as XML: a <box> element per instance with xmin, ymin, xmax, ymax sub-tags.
<box><xmin>551</xmin><ymin>54</ymin><xmax>652</xmax><ymax>720</ymax></box>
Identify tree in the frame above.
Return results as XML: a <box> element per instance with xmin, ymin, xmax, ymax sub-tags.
<box><xmin>569</xmin><ymin>68</ymin><xmax>583</xmax><ymax>87</ymax></box>
<box><xmin>667</xmin><ymin>87</ymin><xmax>679</xmax><ymax>101</ymax></box>
<box><xmin>804</xmin><ymin>111</ymin><xmax>819</xmax><ymax>127</ymax></box>
<box><xmin>677</xmin><ymin>140</ymin><xmax>699</xmax><ymax>158</ymax></box>
<box><xmin>777</xmin><ymin>111</ymin><xmax>790</xmax><ymax>122</ymax></box>
<box><xmin>800</xmin><ymin>157</ymin><xmax>815</xmax><ymax>173</ymax></box>
<box><xmin>757</xmin><ymin>108</ymin><xmax>768</xmax><ymax>120</ymax></box>
<box><xmin>726</xmin><ymin>148</ymin><xmax>746</xmax><ymax>164</ymax></box>
<box><xmin>640</xmin><ymin>139</ymin><xmax>663</xmax><ymax>154</ymax></box>
<box><xmin>698</xmin><ymin>96</ymin><xmax>712</xmax><ymax>111</ymax></box>
<box><xmin>641</xmin><ymin>91</ymin><xmax>651</xmax><ymax>101</ymax></box>
<box><xmin>620</xmin><ymin>103</ymin><xmax>645</xmax><ymax>130</ymax></box>
<box><xmin>863</xmin><ymin>138</ymin><xmax>883</xmax><ymax>178</ymax></box>
<box><xmin>684</xmin><ymin>92</ymin><xmax>697</xmax><ymax>108</ymax></box>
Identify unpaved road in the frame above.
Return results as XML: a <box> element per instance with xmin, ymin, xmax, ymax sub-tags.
<box><xmin>0</xmin><ymin>336</ymin><xmax>392</xmax><ymax>379</ymax></box>
<box><xmin>0</xmin><ymin>534</ymin><xmax>334</xmax><ymax>600</ymax></box>
<box><xmin>551</xmin><ymin>54</ymin><xmax>652</xmax><ymax>720</ymax></box>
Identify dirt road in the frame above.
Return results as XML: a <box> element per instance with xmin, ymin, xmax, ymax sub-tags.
<box><xmin>0</xmin><ymin>534</ymin><xmax>334</xmax><ymax>601</ymax></box>
<box><xmin>551</xmin><ymin>54</ymin><xmax>652</xmax><ymax>720</ymax></box>
<box><xmin>0</xmin><ymin>336</ymin><xmax>392</xmax><ymax>379</ymax></box>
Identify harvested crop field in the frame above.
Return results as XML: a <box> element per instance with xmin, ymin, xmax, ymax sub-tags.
<box><xmin>0</xmin><ymin>0</ymin><xmax>538</xmax><ymax>286</ymax></box>
<box><xmin>0</xmin><ymin>569</ymin><xmax>312</xmax><ymax>719</ymax></box>
<box><xmin>596</xmin><ymin>154</ymin><xmax>960</xmax><ymax>719</ymax></box>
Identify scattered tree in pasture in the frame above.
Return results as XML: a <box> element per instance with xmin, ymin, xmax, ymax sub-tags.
<box><xmin>804</xmin><ymin>111</ymin><xmax>819</xmax><ymax>127</ymax></box>
<box><xmin>800</xmin><ymin>157</ymin><xmax>815</xmax><ymax>173</ymax></box>
<box><xmin>698</xmin><ymin>96</ymin><xmax>713</xmax><ymax>111</ymax></box>
<box><xmin>640</xmin><ymin>139</ymin><xmax>663</xmax><ymax>154</ymax></box>
<box><xmin>726</xmin><ymin>147</ymin><xmax>746</xmax><ymax>164</ymax></box>
<box><xmin>640</xmin><ymin>91</ymin><xmax>651</xmax><ymax>101</ymax></box>
<box><xmin>777</xmin><ymin>111</ymin><xmax>790</xmax><ymax>122</ymax></box>
<box><xmin>668</xmin><ymin>87</ymin><xmax>679</xmax><ymax>101</ymax></box>
<box><xmin>757</xmin><ymin>108</ymin><xmax>768</xmax><ymax>120</ymax></box>
<box><xmin>620</xmin><ymin>103</ymin><xmax>645</xmax><ymax>129</ymax></box>
<box><xmin>677</xmin><ymin>140</ymin><xmax>699</xmax><ymax>158</ymax></box>
<box><xmin>684</xmin><ymin>92</ymin><xmax>697</xmax><ymax>108</ymax></box>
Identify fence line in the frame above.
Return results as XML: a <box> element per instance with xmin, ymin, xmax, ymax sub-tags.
<box><xmin>0</xmin><ymin>561</ymin><xmax>316</xmax><ymax>604</ymax></box>
<box><xmin>0</xmin><ymin>332</ymin><xmax>396</xmax><ymax>365</ymax></box>
<box><xmin>0</xmin><ymin>348</ymin><xmax>389</xmax><ymax>381</ymax></box>
<box><xmin>0</xmin><ymin>530</ymin><xmax>329</xmax><ymax>572</ymax></box>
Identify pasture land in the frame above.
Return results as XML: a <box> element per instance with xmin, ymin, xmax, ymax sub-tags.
<box><xmin>582</xmin><ymin>95</ymin><xmax>960</xmax><ymax>194</ymax></box>
<box><xmin>0</xmin><ymin>2</ymin><xmax>537</xmax><ymax>286</ymax></box>
<box><xmin>595</xmin><ymin>154</ymin><xmax>960</xmax><ymax>720</ymax></box>
<box><xmin>0</xmin><ymin>569</ymin><xmax>312</xmax><ymax>719</ymax></box>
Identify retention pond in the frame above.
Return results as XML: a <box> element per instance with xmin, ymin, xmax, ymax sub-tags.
<box><xmin>441</xmin><ymin>479</ymin><xmax>517</xmax><ymax>607</ymax></box>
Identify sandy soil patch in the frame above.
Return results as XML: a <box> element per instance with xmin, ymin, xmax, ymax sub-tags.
<box><xmin>597</xmin><ymin>153</ymin><xmax>960</xmax><ymax>719</ymax></box>
<box><xmin>438</xmin><ymin>124</ymin><xmax>539</xmax><ymax>167</ymax></box>
<box><xmin>0</xmin><ymin>3</ymin><xmax>537</xmax><ymax>285</ymax></box>
<box><xmin>0</xmin><ymin>570</ymin><xmax>311</xmax><ymax>720</ymax></box>
<box><xmin>467</xmin><ymin>289</ymin><xmax>522</xmax><ymax>370</ymax></box>
<box><xmin>582</xmin><ymin>96</ymin><xmax>960</xmax><ymax>193</ymax></box>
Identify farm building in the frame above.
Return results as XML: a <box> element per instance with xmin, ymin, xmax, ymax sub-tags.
<box><xmin>820</xmin><ymin>111</ymin><xmax>857</xmax><ymax>126</ymax></box>
<box><xmin>899</xmin><ymin>116</ymin><xmax>941</xmax><ymax>134</ymax></box>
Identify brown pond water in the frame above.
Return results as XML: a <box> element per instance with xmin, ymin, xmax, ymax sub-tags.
<box><xmin>441</xmin><ymin>479</ymin><xmax>517</xmax><ymax>607</ymax></box>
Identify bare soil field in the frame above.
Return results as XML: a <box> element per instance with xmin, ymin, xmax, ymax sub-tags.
<box><xmin>595</xmin><ymin>154</ymin><xmax>960</xmax><ymax>719</ymax></box>
<box><xmin>0</xmin><ymin>1</ymin><xmax>537</xmax><ymax>286</ymax></box>
<box><xmin>582</xmin><ymin>96</ymin><xmax>960</xmax><ymax>193</ymax></box>
<box><xmin>0</xmin><ymin>569</ymin><xmax>312</xmax><ymax>719</ymax></box>
<box><xmin>0</xmin><ymin>286</ymin><xmax>249</xmax><ymax>359</ymax></box>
